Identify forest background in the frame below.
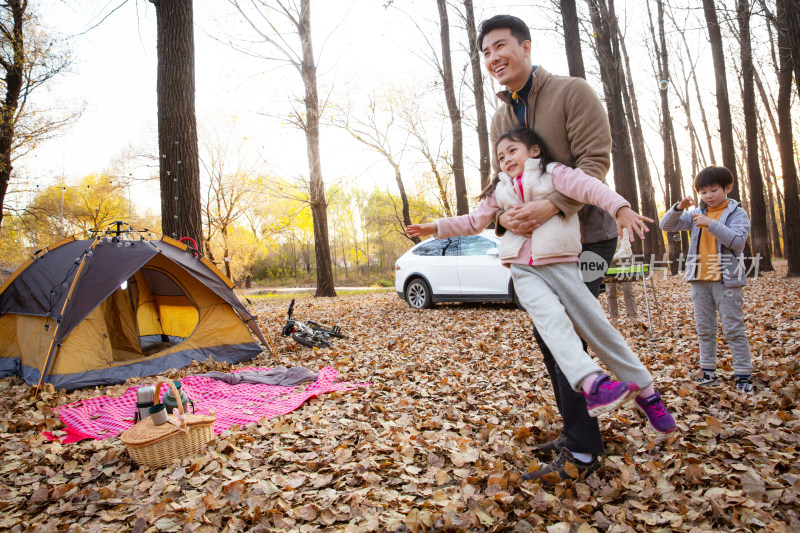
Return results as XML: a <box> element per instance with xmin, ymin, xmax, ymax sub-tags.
<box><xmin>1</xmin><ymin>0</ymin><xmax>799</xmax><ymax>292</ymax></box>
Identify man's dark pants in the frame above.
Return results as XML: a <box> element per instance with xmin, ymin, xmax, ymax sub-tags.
<box><xmin>533</xmin><ymin>237</ymin><xmax>618</xmax><ymax>456</ymax></box>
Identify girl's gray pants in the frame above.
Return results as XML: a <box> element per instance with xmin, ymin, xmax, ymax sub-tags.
<box><xmin>511</xmin><ymin>263</ymin><xmax>653</xmax><ymax>391</ymax></box>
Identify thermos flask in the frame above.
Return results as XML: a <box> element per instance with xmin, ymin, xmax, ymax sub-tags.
<box><xmin>135</xmin><ymin>385</ymin><xmax>155</xmax><ymax>422</ymax></box>
<box><xmin>163</xmin><ymin>380</ymin><xmax>192</xmax><ymax>414</ymax></box>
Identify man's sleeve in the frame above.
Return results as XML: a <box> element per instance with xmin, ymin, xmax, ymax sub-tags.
<box><xmin>564</xmin><ymin>78</ymin><xmax>612</xmax><ymax>181</ymax></box>
<box><xmin>545</xmin><ymin>78</ymin><xmax>612</xmax><ymax>217</ymax></box>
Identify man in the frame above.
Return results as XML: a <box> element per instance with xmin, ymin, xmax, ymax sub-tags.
<box><xmin>478</xmin><ymin>14</ymin><xmax>618</xmax><ymax>481</ymax></box>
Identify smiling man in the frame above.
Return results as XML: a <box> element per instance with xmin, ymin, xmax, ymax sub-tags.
<box><xmin>478</xmin><ymin>14</ymin><xmax>619</xmax><ymax>483</ymax></box>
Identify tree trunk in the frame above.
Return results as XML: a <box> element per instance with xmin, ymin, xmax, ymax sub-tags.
<box><xmin>341</xmin><ymin>239</ymin><xmax>348</xmax><ymax>278</ymax></box>
<box><xmin>617</xmin><ymin>17</ymin><xmax>665</xmax><ymax>260</ymax></box>
<box><xmin>223</xmin><ymin>244</ymin><xmax>232</xmax><ymax>279</ymax></box>
<box><xmin>737</xmin><ymin>0</ymin><xmax>773</xmax><ymax>271</ymax></box>
<box><xmin>560</xmin><ymin>0</ymin><xmax>587</xmax><ymax>78</ymax></box>
<box><xmin>0</xmin><ymin>1</ymin><xmax>25</xmax><ymax>230</ymax></box>
<box><xmin>787</xmin><ymin>0</ymin><xmax>800</xmax><ymax>99</ymax></box>
<box><xmin>757</xmin><ymin>116</ymin><xmax>782</xmax><ymax>257</ymax></box>
<box><xmin>436</xmin><ymin>0</ymin><xmax>468</xmax><ymax>215</ymax></box>
<box><xmin>753</xmin><ymin>68</ymin><xmax>780</xmax><ymax>142</ymax></box>
<box><xmin>392</xmin><ymin>163</ymin><xmax>419</xmax><ymax>244</ymax></box>
<box><xmin>433</xmin><ymin>168</ymin><xmax>454</xmax><ymax>217</ymax></box>
<box><xmin>669</xmin><ymin>130</ymin><xmax>690</xmax><ymax>260</ymax></box>
<box><xmin>649</xmin><ymin>0</ymin><xmax>683</xmax><ymax>273</ymax></box>
<box><xmin>703</xmin><ymin>0</ymin><xmax>741</xmax><ymax>200</ymax></box>
<box><xmin>777</xmin><ymin>0</ymin><xmax>800</xmax><ymax>275</ymax></box>
<box><xmin>152</xmin><ymin>0</ymin><xmax>203</xmax><ymax>249</ymax></box>
<box><xmin>297</xmin><ymin>0</ymin><xmax>335</xmax><ymax>297</ymax></box>
<box><xmin>587</xmin><ymin>0</ymin><xmax>641</xmax><ymax>255</ymax></box>
<box><xmin>692</xmin><ymin>59</ymin><xmax>716</xmax><ymax>165</ymax></box>
<box><xmin>463</xmin><ymin>0</ymin><xmax>490</xmax><ymax>190</ymax></box>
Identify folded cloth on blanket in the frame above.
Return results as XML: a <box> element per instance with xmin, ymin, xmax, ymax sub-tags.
<box><xmin>199</xmin><ymin>366</ymin><xmax>318</xmax><ymax>386</ymax></box>
<box><xmin>45</xmin><ymin>366</ymin><xmax>369</xmax><ymax>443</ymax></box>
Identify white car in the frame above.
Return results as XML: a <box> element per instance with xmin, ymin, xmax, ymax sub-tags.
<box><xmin>395</xmin><ymin>231</ymin><xmax>522</xmax><ymax>309</ymax></box>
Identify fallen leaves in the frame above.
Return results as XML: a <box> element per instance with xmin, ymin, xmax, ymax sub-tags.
<box><xmin>0</xmin><ymin>265</ymin><xmax>799</xmax><ymax>531</ymax></box>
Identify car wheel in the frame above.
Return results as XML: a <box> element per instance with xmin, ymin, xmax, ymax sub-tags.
<box><xmin>510</xmin><ymin>282</ymin><xmax>526</xmax><ymax>311</ymax></box>
<box><xmin>405</xmin><ymin>278</ymin><xmax>433</xmax><ymax>309</ymax></box>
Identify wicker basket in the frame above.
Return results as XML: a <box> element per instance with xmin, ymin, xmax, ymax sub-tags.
<box><xmin>120</xmin><ymin>381</ymin><xmax>216</xmax><ymax>468</ymax></box>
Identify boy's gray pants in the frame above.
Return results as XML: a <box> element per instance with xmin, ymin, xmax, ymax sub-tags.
<box><xmin>690</xmin><ymin>281</ymin><xmax>752</xmax><ymax>376</ymax></box>
<box><xmin>510</xmin><ymin>263</ymin><xmax>653</xmax><ymax>391</ymax></box>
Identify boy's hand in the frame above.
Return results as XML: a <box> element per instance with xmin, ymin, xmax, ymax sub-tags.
<box><xmin>615</xmin><ymin>206</ymin><xmax>653</xmax><ymax>241</ymax></box>
<box><xmin>677</xmin><ymin>196</ymin><xmax>694</xmax><ymax>210</ymax></box>
<box><xmin>693</xmin><ymin>213</ymin><xmax>713</xmax><ymax>228</ymax></box>
<box><xmin>405</xmin><ymin>223</ymin><xmax>436</xmax><ymax>238</ymax></box>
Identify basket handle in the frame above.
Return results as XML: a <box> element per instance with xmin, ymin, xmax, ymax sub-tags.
<box><xmin>154</xmin><ymin>381</ymin><xmax>186</xmax><ymax>427</ymax></box>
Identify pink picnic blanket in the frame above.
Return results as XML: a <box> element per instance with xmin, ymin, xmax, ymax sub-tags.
<box><xmin>49</xmin><ymin>366</ymin><xmax>368</xmax><ymax>443</ymax></box>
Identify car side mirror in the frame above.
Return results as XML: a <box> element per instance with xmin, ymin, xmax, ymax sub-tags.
<box><xmin>486</xmin><ymin>248</ymin><xmax>499</xmax><ymax>256</ymax></box>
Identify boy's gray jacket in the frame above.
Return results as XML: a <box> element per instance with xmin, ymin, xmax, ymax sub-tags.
<box><xmin>659</xmin><ymin>199</ymin><xmax>750</xmax><ymax>287</ymax></box>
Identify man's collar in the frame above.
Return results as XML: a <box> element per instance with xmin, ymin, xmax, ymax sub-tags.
<box><xmin>507</xmin><ymin>66</ymin><xmax>537</xmax><ymax>101</ymax></box>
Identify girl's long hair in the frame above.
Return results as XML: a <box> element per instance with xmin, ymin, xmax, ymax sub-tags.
<box><xmin>478</xmin><ymin>126</ymin><xmax>555</xmax><ymax>200</ymax></box>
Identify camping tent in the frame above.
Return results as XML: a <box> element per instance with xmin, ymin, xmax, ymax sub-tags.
<box><xmin>0</xmin><ymin>224</ymin><xmax>268</xmax><ymax>391</ymax></box>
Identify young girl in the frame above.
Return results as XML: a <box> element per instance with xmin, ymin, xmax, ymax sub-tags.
<box><xmin>407</xmin><ymin>127</ymin><xmax>675</xmax><ymax>435</ymax></box>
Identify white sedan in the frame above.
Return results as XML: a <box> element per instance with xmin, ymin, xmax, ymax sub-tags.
<box><xmin>394</xmin><ymin>231</ymin><xmax>522</xmax><ymax>309</ymax></box>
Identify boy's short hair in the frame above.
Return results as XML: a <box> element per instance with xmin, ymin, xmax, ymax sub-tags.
<box><xmin>478</xmin><ymin>15</ymin><xmax>531</xmax><ymax>50</ymax></box>
<box><xmin>695</xmin><ymin>166</ymin><xmax>734</xmax><ymax>190</ymax></box>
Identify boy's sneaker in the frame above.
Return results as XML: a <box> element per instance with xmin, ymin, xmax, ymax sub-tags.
<box><xmin>735</xmin><ymin>376</ymin><xmax>754</xmax><ymax>394</ymax></box>
<box><xmin>695</xmin><ymin>372</ymin><xmax>719</xmax><ymax>386</ymax></box>
<box><xmin>635</xmin><ymin>391</ymin><xmax>677</xmax><ymax>434</ymax></box>
<box><xmin>583</xmin><ymin>374</ymin><xmax>639</xmax><ymax>417</ymax></box>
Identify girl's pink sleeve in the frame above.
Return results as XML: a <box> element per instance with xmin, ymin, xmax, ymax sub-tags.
<box><xmin>551</xmin><ymin>164</ymin><xmax>630</xmax><ymax>216</ymax></box>
<box><xmin>436</xmin><ymin>195</ymin><xmax>499</xmax><ymax>238</ymax></box>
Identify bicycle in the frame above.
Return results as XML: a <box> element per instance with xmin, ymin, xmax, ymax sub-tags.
<box><xmin>280</xmin><ymin>299</ymin><xmax>346</xmax><ymax>348</ymax></box>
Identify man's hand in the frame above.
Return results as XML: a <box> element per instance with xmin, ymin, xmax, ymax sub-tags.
<box><xmin>677</xmin><ymin>196</ymin><xmax>694</xmax><ymax>210</ymax></box>
<box><xmin>498</xmin><ymin>199</ymin><xmax>559</xmax><ymax>238</ymax></box>
<box><xmin>615</xmin><ymin>206</ymin><xmax>653</xmax><ymax>241</ymax></box>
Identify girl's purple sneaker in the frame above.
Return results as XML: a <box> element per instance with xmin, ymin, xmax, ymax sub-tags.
<box><xmin>635</xmin><ymin>391</ymin><xmax>676</xmax><ymax>433</ymax></box>
<box><xmin>583</xmin><ymin>374</ymin><xmax>640</xmax><ymax>417</ymax></box>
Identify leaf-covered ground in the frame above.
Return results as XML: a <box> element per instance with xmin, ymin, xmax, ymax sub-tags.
<box><xmin>1</xmin><ymin>265</ymin><xmax>799</xmax><ymax>532</ymax></box>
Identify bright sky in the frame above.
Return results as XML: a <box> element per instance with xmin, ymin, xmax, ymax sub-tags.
<box><xmin>20</xmin><ymin>1</ymin><xmax>582</xmax><ymax>209</ymax></box>
<box><xmin>20</xmin><ymin>0</ymin><xmax>721</xmax><ymax>213</ymax></box>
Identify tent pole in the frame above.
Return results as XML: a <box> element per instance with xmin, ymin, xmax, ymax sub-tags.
<box><xmin>34</xmin><ymin>237</ymin><xmax>101</xmax><ymax>396</ymax></box>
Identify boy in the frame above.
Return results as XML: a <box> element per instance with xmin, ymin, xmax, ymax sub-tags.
<box><xmin>659</xmin><ymin>166</ymin><xmax>753</xmax><ymax>393</ymax></box>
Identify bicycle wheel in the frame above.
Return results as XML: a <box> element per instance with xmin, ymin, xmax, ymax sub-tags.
<box><xmin>292</xmin><ymin>331</ymin><xmax>331</xmax><ymax>349</ymax></box>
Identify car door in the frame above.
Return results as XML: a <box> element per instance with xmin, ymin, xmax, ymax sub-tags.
<box><xmin>456</xmin><ymin>234</ymin><xmax>510</xmax><ymax>296</ymax></box>
<box><xmin>411</xmin><ymin>237</ymin><xmax>461</xmax><ymax>296</ymax></box>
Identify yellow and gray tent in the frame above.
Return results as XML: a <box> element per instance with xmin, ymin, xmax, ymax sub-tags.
<box><xmin>0</xmin><ymin>227</ymin><xmax>267</xmax><ymax>391</ymax></box>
